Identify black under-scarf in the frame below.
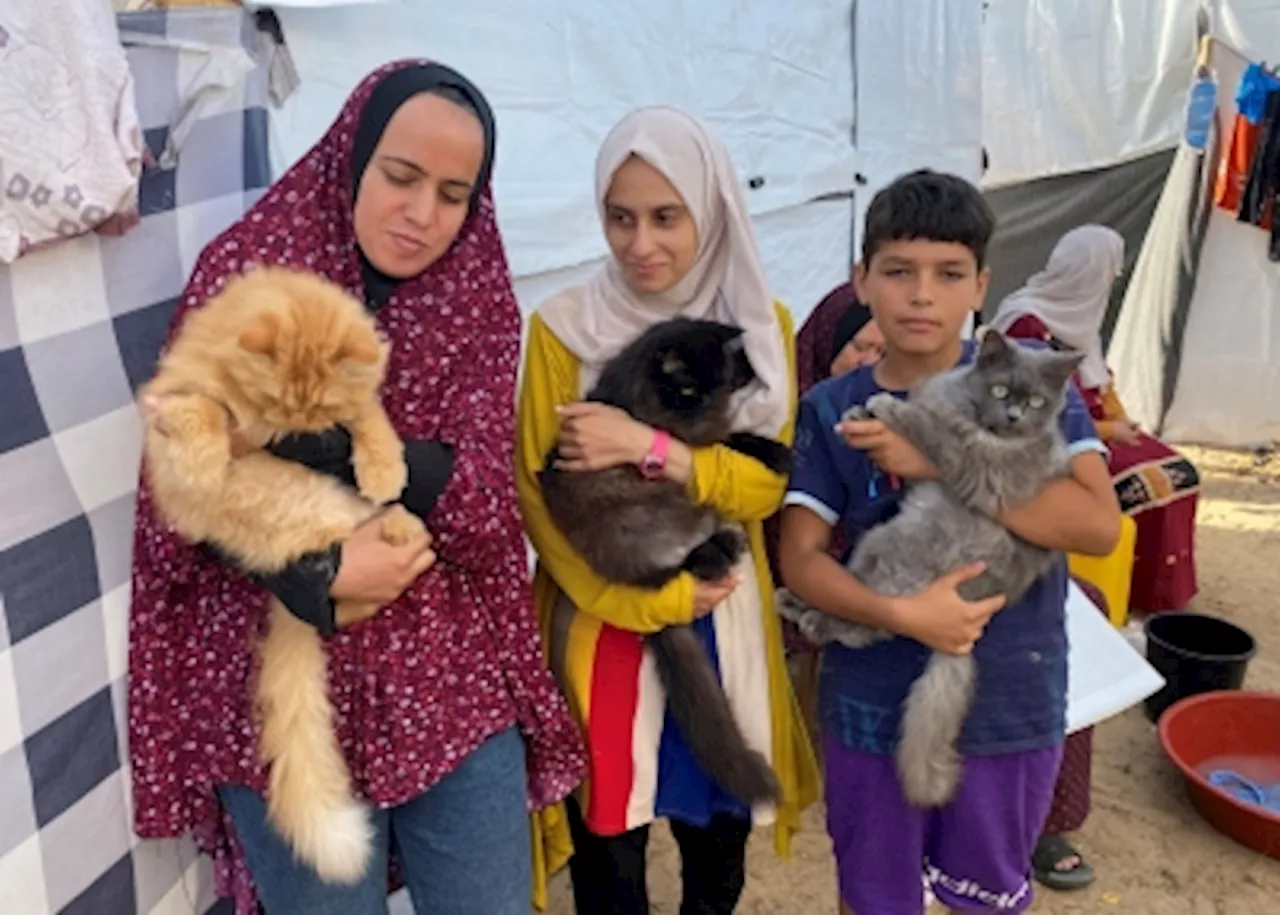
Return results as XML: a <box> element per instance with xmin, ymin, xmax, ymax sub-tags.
<box><xmin>350</xmin><ymin>63</ymin><xmax>498</xmax><ymax>309</ymax></box>
<box><xmin>831</xmin><ymin>301</ymin><xmax>874</xmax><ymax>363</ymax></box>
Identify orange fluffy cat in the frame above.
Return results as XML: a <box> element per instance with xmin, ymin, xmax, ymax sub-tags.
<box><xmin>141</xmin><ymin>266</ymin><xmax>420</xmax><ymax>884</ymax></box>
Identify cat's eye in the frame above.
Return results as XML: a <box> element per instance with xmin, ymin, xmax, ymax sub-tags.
<box><xmin>1028</xmin><ymin>395</ymin><xmax>1046</xmax><ymax>409</ymax></box>
<box><xmin>990</xmin><ymin>384</ymin><xmax>1009</xmax><ymax>399</ymax></box>
<box><xmin>681</xmin><ymin>385</ymin><xmax>696</xmax><ymax>396</ymax></box>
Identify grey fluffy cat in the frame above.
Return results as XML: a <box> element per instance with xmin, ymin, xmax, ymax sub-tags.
<box><xmin>540</xmin><ymin>317</ymin><xmax>791</xmax><ymax>805</ymax></box>
<box><xmin>776</xmin><ymin>329</ymin><xmax>1083</xmax><ymax>807</ymax></box>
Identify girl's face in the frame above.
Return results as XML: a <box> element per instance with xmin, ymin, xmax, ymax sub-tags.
<box><xmin>353</xmin><ymin>93</ymin><xmax>485</xmax><ymax>278</ymax></box>
<box><xmin>830</xmin><ymin>320</ymin><xmax>886</xmax><ymax>376</ymax></box>
<box><xmin>603</xmin><ymin>155</ymin><xmax>699</xmax><ymax>295</ymax></box>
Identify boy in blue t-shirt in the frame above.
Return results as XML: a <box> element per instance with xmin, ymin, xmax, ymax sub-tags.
<box><xmin>778</xmin><ymin>170</ymin><xmax>1122</xmax><ymax>915</ymax></box>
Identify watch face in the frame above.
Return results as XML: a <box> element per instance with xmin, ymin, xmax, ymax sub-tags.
<box><xmin>640</xmin><ymin>455</ymin><xmax>662</xmax><ymax>479</ymax></box>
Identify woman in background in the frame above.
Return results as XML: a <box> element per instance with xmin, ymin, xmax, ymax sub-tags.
<box><xmin>994</xmin><ymin>223</ymin><xmax>1201</xmax><ymax>891</ymax></box>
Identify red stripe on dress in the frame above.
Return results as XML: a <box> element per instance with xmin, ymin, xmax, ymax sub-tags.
<box><xmin>585</xmin><ymin>624</ymin><xmax>645</xmax><ymax>834</ymax></box>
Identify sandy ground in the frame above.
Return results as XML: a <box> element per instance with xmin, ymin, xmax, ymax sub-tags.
<box><xmin>542</xmin><ymin>446</ymin><xmax>1280</xmax><ymax>914</ymax></box>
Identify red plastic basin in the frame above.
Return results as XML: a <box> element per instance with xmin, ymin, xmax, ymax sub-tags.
<box><xmin>1157</xmin><ymin>690</ymin><xmax>1280</xmax><ymax>860</ymax></box>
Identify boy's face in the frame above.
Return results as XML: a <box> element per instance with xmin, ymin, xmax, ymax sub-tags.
<box><xmin>855</xmin><ymin>239</ymin><xmax>990</xmax><ymax>358</ymax></box>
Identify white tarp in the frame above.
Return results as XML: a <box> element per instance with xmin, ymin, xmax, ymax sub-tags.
<box><xmin>268</xmin><ymin>0</ymin><xmax>856</xmax><ymax>321</ymax></box>
<box><xmin>853</xmin><ymin>0</ymin><xmax>985</xmax><ymax>253</ymax></box>
<box><xmin>982</xmin><ymin>0</ymin><xmax>1280</xmax><ymax>189</ymax></box>
<box><xmin>981</xmin><ymin>0</ymin><xmax>1199</xmax><ymax>188</ymax></box>
<box><xmin>1162</xmin><ymin>36</ymin><xmax>1280</xmax><ymax>450</ymax></box>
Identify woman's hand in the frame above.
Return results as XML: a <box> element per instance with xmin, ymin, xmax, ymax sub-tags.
<box><xmin>330</xmin><ymin>510</ymin><xmax>436</xmax><ymax>606</ymax></box>
<box><xmin>554</xmin><ymin>402</ymin><xmax>654</xmax><ymax>472</ymax></box>
<box><xmin>1110</xmin><ymin>420</ymin><xmax>1142</xmax><ymax>447</ymax></box>
<box><xmin>693</xmin><ymin>572</ymin><xmax>745</xmax><ymax>617</ymax></box>
<box><xmin>835</xmin><ymin>417</ymin><xmax>937</xmax><ymax>482</ymax></box>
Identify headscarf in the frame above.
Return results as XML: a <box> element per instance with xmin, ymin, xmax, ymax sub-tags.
<box><xmin>795</xmin><ymin>280</ymin><xmax>862</xmax><ymax>393</ymax></box>
<box><xmin>831</xmin><ymin>301</ymin><xmax>874</xmax><ymax>362</ymax></box>
<box><xmin>538</xmin><ymin>106</ymin><xmax>790</xmax><ymax>438</ymax></box>
<box><xmin>990</xmin><ymin>224</ymin><xmax>1124</xmax><ymax>389</ymax></box>
<box><xmin>348</xmin><ymin>64</ymin><xmax>497</xmax><ymax>307</ymax></box>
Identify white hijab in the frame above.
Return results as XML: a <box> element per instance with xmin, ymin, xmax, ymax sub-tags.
<box><xmin>538</xmin><ymin>106</ymin><xmax>790</xmax><ymax>438</ymax></box>
<box><xmin>990</xmin><ymin>224</ymin><xmax>1124</xmax><ymax>390</ymax></box>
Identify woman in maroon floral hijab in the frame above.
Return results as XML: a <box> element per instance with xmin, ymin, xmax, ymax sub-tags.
<box><xmin>127</xmin><ymin>61</ymin><xmax>584</xmax><ymax>915</ymax></box>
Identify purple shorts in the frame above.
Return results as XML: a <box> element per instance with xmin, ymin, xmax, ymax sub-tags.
<box><xmin>823</xmin><ymin>733</ymin><xmax>1063</xmax><ymax>915</ymax></box>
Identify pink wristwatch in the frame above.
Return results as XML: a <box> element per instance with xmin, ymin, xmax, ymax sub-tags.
<box><xmin>638</xmin><ymin>429</ymin><xmax>671</xmax><ymax>480</ymax></box>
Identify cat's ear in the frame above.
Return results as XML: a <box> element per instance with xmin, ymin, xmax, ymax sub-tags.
<box><xmin>976</xmin><ymin>327</ymin><xmax>1013</xmax><ymax>366</ymax></box>
<box><xmin>333</xmin><ymin>325</ymin><xmax>383</xmax><ymax>367</ymax></box>
<box><xmin>1036</xmin><ymin>349</ymin><xmax>1085</xmax><ymax>390</ymax></box>
<box><xmin>237</xmin><ymin>312</ymin><xmax>281</xmax><ymax>360</ymax></box>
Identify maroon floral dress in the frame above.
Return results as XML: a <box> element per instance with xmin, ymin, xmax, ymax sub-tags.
<box><xmin>127</xmin><ymin>61</ymin><xmax>585</xmax><ymax>913</ymax></box>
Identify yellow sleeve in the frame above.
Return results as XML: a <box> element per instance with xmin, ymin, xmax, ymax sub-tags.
<box><xmin>515</xmin><ymin>314</ymin><xmax>696</xmax><ymax>634</ymax></box>
<box><xmin>688</xmin><ymin>302</ymin><xmax>797</xmax><ymax>523</ymax></box>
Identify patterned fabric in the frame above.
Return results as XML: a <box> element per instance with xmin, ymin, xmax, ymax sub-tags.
<box><xmin>0</xmin><ymin>8</ymin><xmax>271</xmax><ymax>914</ymax></box>
<box><xmin>0</xmin><ymin>1</ymin><xmax>145</xmax><ymax>263</ymax></box>
<box><xmin>126</xmin><ymin>60</ymin><xmax>585</xmax><ymax>914</ymax></box>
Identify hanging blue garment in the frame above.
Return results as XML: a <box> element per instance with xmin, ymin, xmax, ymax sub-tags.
<box><xmin>1236</xmin><ymin>63</ymin><xmax>1280</xmax><ymax>125</ymax></box>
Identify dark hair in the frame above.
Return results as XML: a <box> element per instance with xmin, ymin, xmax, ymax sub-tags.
<box><xmin>860</xmin><ymin>168</ymin><xmax>996</xmax><ymax>268</ymax></box>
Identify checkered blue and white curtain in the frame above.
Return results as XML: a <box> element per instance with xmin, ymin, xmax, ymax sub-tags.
<box><xmin>0</xmin><ymin>8</ymin><xmax>275</xmax><ymax>913</ymax></box>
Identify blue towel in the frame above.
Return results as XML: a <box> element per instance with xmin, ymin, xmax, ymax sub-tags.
<box><xmin>1206</xmin><ymin>769</ymin><xmax>1280</xmax><ymax>812</ymax></box>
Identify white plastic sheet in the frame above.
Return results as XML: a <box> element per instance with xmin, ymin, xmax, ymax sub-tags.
<box><xmin>853</xmin><ymin>0</ymin><xmax>984</xmax><ymax>255</ymax></box>
<box><xmin>982</xmin><ymin>0</ymin><xmax>1198</xmax><ymax>188</ymax></box>
<box><xmin>269</xmin><ymin>0</ymin><xmax>855</xmax><ymax>289</ymax></box>
<box><xmin>1065</xmin><ymin>580</ymin><xmax>1165</xmax><ymax>734</ymax></box>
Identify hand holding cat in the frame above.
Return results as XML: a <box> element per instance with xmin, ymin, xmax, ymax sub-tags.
<box><xmin>693</xmin><ymin>573</ymin><xmax>745</xmax><ymax>617</ymax></box>
<box><xmin>329</xmin><ymin>509</ymin><xmax>436</xmax><ymax>610</ymax></box>
<box><xmin>554</xmin><ymin>402</ymin><xmax>654</xmax><ymax>471</ymax></box>
<box><xmin>892</xmin><ymin>562</ymin><xmax>1007</xmax><ymax>655</ymax></box>
<box><xmin>836</xmin><ymin>418</ymin><xmax>937</xmax><ymax>482</ymax></box>
<box><xmin>1110</xmin><ymin>420</ymin><xmax>1142</xmax><ymax>446</ymax></box>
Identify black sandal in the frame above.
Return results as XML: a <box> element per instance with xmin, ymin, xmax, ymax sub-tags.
<box><xmin>1032</xmin><ymin>835</ymin><xmax>1095</xmax><ymax>891</ymax></box>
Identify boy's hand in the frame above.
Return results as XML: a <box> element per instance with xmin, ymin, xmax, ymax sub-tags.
<box><xmin>891</xmin><ymin>562</ymin><xmax>1006</xmax><ymax>655</ymax></box>
<box><xmin>836</xmin><ymin>418</ymin><xmax>938</xmax><ymax>481</ymax></box>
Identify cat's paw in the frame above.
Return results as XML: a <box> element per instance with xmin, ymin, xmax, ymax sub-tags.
<box><xmin>334</xmin><ymin>599</ymin><xmax>382</xmax><ymax>629</ymax></box>
<box><xmin>863</xmin><ymin>392</ymin><xmax>899</xmax><ymax>419</ymax></box>
<box><xmin>352</xmin><ymin>443</ymin><xmax>408</xmax><ymax>505</ymax></box>
<box><xmin>840</xmin><ymin>404</ymin><xmax>872</xmax><ymax>423</ymax></box>
<box><xmin>378</xmin><ymin>504</ymin><xmax>426</xmax><ymax>546</ymax></box>
<box><xmin>149</xmin><ymin>393</ymin><xmax>232</xmax><ymax>493</ymax></box>
<box><xmin>773</xmin><ymin>588</ymin><xmax>809</xmax><ymax>623</ymax></box>
<box><xmin>683</xmin><ymin>528</ymin><xmax>746</xmax><ymax>581</ymax></box>
<box><xmin>795</xmin><ymin>610</ymin><xmax>834</xmax><ymax>646</ymax></box>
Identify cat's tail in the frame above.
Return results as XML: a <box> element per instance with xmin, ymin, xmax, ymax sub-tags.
<box><xmin>897</xmin><ymin>652</ymin><xmax>977</xmax><ymax>808</ymax></box>
<box><xmin>647</xmin><ymin>626</ymin><xmax>780</xmax><ymax>805</ymax></box>
<box><xmin>256</xmin><ymin>601</ymin><xmax>373</xmax><ymax>884</ymax></box>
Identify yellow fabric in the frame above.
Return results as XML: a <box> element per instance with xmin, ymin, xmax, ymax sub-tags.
<box><xmin>1068</xmin><ymin>513</ymin><xmax>1137</xmax><ymax>628</ymax></box>
<box><xmin>517</xmin><ymin>304</ymin><xmax>821</xmax><ymax>909</ymax></box>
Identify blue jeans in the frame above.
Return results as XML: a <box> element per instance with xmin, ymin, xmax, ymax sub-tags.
<box><xmin>219</xmin><ymin>727</ymin><xmax>531</xmax><ymax>914</ymax></box>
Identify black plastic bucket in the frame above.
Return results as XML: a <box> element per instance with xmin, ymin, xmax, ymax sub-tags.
<box><xmin>1144</xmin><ymin>612</ymin><xmax>1258</xmax><ymax>722</ymax></box>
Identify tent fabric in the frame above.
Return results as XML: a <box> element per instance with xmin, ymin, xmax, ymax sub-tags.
<box><xmin>0</xmin><ymin>8</ymin><xmax>270</xmax><ymax>914</ymax></box>
<box><xmin>265</xmin><ymin>0</ymin><xmax>857</xmax><ymax>317</ymax></box>
<box><xmin>1112</xmin><ymin>40</ymin><xmax>1280</xmax><ymax>447</ymax></box>
<box><xmin>982</xmin><ymin>148</ymin><xmax>1175</xmax><ymax>341</ymax></box>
